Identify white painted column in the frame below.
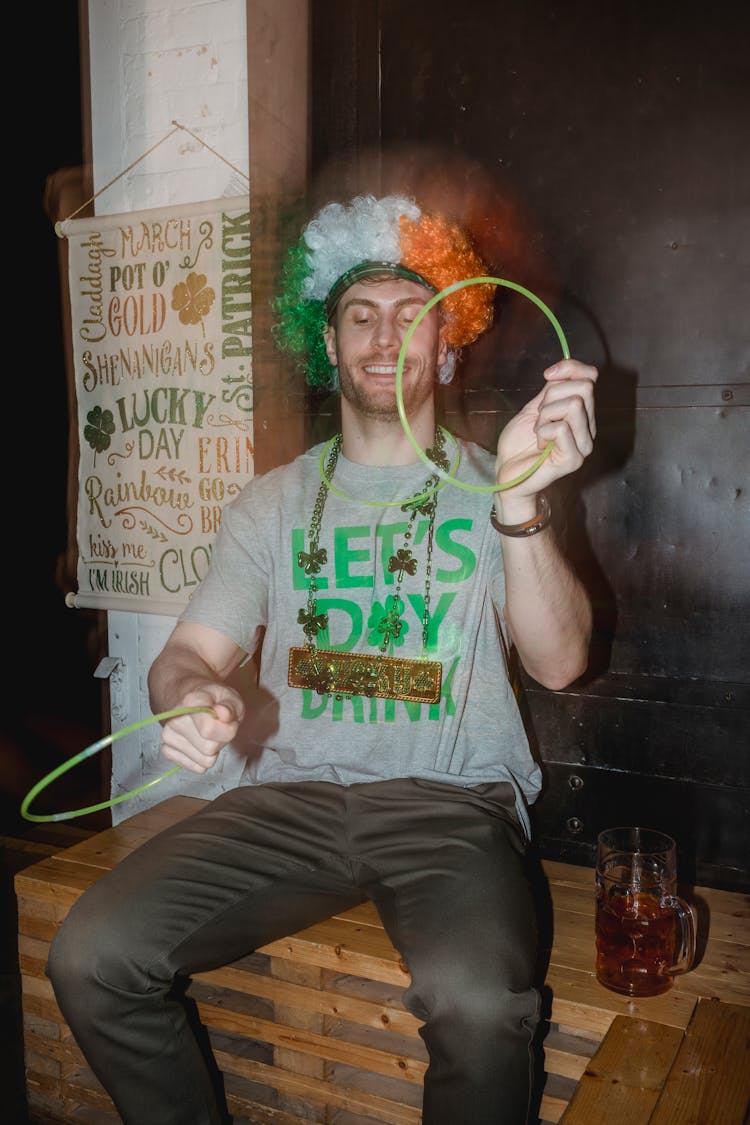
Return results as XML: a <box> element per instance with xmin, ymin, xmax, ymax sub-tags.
<box><xmin>86</xmin><ymin>0</ymin><xmax>249</xmax><ymax>819</ymax></box>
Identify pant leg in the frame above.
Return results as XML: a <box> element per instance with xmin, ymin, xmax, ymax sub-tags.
<box><xmin>47</xmin><ymin>784</ymin><xmax>364</xmax><ymax>1125</ymax></box>
<box><xmin>347</xmin><ymin>779</ymin><xmax>540</xmax><ymax>1125</ymax></box>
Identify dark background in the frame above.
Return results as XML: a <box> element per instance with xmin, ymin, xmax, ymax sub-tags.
<box><xmin>2</xmin><ymin>2</ymin><xmax>104</xmax><ymax>842</ymax></box>
<box><xmin>2</xmin><ymin>11</ymin><xmax>104</xmax><ymax>1123</ymax></box>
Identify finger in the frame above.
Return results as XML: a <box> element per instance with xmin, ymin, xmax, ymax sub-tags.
<box><xmin>544</xmin><ymin>359</ymin><xmax>598</xmax><ymax>384</ymax></box>
<box><xmin>162</xmin><ymin>711</ymin><xmax>226</xmax><ymax>750</ymax></box>
<box><xmin>209</xmin><ymin>700</ymin><xmax>243</xmax><ymax>726</ymax></box>
<box><xmin>181</xmin><ymin>687</ymin><xmax>242</xmax><ymax>723</ymax></box>
<box><xmin>509</xmin><ymin>362</ymin><xmax>596</xmax><ymax>427</ymax></box>
<box><xmin>172</xmin><ymin>700</ymin><xmax>241</xmax><ymax>743</ymax></box>
<box><xmin>161</xmin><ymin>728</ymin><xmax>223</xmax><ymax>772</ymax></box>
<box><xmin>161</xmin><ymin>744</ymin><xmax>219</xmax><ymax>775</ymax></box>
<box><xmin>538</xmin><ymin>381</ymin><xmax>597</xmax><ymax>440</ymax></box>
<box><xmin>543</xmin><ymin>362</ymin><xmax>598</xmax><ymax>431</ymax></box>
<box><xmin>537</xmin><ymin>408</ymin><xmax>594</xmax><ymax>463</ymax></box>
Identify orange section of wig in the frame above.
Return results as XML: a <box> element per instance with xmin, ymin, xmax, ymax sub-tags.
<box><xmin>400</xmin><ymin>213</ymin><xmax>495</xmax><ymax>348</ymax></box>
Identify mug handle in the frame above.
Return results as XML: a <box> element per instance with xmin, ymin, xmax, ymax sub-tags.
<box><xmin>665</xmin><ymin>895</ymin><xmax>697</xmax><ymax>976</ymax></box>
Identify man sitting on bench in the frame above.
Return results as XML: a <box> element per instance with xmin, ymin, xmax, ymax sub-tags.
<box><xmin>48</xmin><ymin>192</ymin><xmax>597</xmax><ymax>1125</ymax></box>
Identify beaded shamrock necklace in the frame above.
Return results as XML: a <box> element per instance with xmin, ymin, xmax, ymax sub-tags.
<box><xmin>288</xmin><ymin>428</ymin><xmax>453</xmax><ymax>703</ymax></box>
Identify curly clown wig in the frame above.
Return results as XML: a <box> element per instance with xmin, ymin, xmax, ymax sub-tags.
<box><xmin>273</xmin><ymin>194</ymin><xmax>495</xmax><ymax>390</ymax></box>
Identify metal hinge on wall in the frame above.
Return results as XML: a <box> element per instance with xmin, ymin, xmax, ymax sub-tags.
<box><xmin>94</xmin><ymin>656</ymin><xmax>128</xmax><ymax>724</ymax></box>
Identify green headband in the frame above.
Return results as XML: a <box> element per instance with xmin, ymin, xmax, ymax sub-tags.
<box><xmin>325</xmin><ymin>261</ymin><xmax>436</xmax><ymax>319</ymax></box>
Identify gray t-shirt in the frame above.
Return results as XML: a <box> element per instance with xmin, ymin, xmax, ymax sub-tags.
<box><xmin>180</xmin><ymin>435</ymin><xmax>542</xmax><ymax>836</ymax></box>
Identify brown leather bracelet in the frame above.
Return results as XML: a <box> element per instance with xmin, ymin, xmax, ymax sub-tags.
<box><xmin>490</xmin><ymin>492</ymin><xmax>551</xmax><ymax>537</ymax></box>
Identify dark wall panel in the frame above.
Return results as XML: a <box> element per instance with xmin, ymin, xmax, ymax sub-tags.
<box><xmin>310</xmin><ymin>0</ymin><xmax>750</xmax><ymax>889</ymax></box>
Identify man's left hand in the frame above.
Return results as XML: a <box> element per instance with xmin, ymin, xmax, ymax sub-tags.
<box><xmin>495</xmin><ymin>359</ymin><xmax>598</xmax><ymax>498</ymax></box>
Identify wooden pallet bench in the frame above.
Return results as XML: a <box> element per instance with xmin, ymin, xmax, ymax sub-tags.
<box><xmin>560</xmin><ymin>1000</ymin><xmax>750</xmax><ymax>1124</ymax></box>
<box><xmin>15</xmin><ymin>795</ymin><xmax>750</xmax><ymax>1125</ymax></box>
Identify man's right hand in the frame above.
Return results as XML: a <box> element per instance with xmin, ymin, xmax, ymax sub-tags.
<box><xmin>159</xmin><ymin>688</ymin><xmax>244</xmax><ymax>774</ymax></box>
<box><xmin>148</xmin><ymin>620</ymin><xmax>248</xmax><ymax>775</ymax></box>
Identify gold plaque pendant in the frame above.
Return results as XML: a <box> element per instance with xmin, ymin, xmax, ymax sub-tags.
<box><xmin>288</xmin><ymin>646</ymin><xmax>442</xmax><ymax>704</ymax></box>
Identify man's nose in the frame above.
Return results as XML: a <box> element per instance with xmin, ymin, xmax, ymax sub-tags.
<box><xmin>371</xmin><ymin>313</ymin><xmax>400</xmax><ymax>348</ymax></box>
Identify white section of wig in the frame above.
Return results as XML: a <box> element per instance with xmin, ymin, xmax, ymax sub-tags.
<box><xmin>438</xmin><ymin>350</ymin><xmax>457</xmax><ymax>384</ymax></box>
<box><xmin>301</xmin><ymin>195</ymin><xmax>422</xmax><ymax>301</ymax></box>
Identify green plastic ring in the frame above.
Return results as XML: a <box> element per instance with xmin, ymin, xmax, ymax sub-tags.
<box><xmin>19</xmin><ymin>705</ymin><xmax>214</xmax><ymax>823</ymax></box>
<box><xmin>396</xmin><ymin>276</ymin><xmax>570</xmax><ymax>492</ymax></box>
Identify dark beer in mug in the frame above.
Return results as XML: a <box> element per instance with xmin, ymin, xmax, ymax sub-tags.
<box><xmin>595</xmin><ymin>886</ymin><xmax>677</xmax><ymax>996</ymax></box>
<box><xmin>594</xmin><ymin>827</ymin><xmax>695</xmax><ymax>998</ymax></box>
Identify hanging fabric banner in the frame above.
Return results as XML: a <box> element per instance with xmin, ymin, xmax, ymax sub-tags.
<box><xmin>60</xmin><ymin>196</ymin><xmax>253</xmax><ymax>615</ymax></box>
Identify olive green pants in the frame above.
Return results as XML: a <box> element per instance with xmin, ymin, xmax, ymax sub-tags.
<box><xmin>48</xmin><ymin>778</ymin><xmax>540</xmax><ymax>1124</ymax></box>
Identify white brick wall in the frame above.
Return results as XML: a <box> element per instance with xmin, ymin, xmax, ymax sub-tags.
<box><xmin>89</xmin><ymin>0</ymin><xmax>248</xmax><ymax>214</ymax></box>
<box><xmin>86</xmin><ymin>0</ymin><xmax>249</xmax><ymax>817</ymax></box>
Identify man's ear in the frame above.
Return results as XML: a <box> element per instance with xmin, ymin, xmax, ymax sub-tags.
<box><xmin>323</xmin><ymin>324</ymin><xmax>338</xmax><ymax>366</ymax></box>
<box><xmin>437</xmin><ymin>328</ymin><xmax>449</xmax><ymax>367</ymax></box>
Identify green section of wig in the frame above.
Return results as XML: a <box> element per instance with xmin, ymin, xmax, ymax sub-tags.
<box><xmin>272</xmin><ymin>238</ymin><xmax>335</xmax><ymax>390</ymax></box>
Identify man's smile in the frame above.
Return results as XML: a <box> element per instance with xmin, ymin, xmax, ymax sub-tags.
<box><xmin>363</xmin><ymin>363</ymin><xmax>398</xmax><ymax>376</ymax></box>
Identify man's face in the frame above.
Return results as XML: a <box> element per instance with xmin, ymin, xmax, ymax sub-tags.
<box><xmin>324</xmin><ymin>277</ymin><xmax>447</xmax><ymax>421</ymax></box>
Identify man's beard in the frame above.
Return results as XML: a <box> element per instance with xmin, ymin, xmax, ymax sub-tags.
<box><xmin>338</xmin><ymin>360</ymin><xmax>429</xmax><ymax>420</ymax></box>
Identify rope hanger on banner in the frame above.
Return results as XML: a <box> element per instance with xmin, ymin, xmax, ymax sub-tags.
<box><xmin>55</xmin><ymin>120</ymin><xmax>250</xmax><ymax>236</ymax></box>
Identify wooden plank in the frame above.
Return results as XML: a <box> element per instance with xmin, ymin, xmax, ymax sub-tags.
<box><xmin>649</xmin><ymin>998</ymin><xmax>750</xmax><ymax>1125</ymax></box>
<box><xmin>196</xmin><ymin>999</ymin><xmax>427</xmax><ymax>1085</ymax></box>
<box><xmin>214</xmin><ymin>1048</ymin><xmax>421</xmax><ymax>1125</ymax></box>
<box><xmin>24</xmin><ymin>1047</ymin><xmax>61</xmax><ymax>1080</ymax></box>
<box><xmin>22</xmin><ymin>1009</ymin><xmax>64</xmax><ymax>1043</ymax></box>
<box><xmin>15</xmin><ymin>895</ymin><xmax>64</xmax><ymax>942</ymax></box>
<box><xmin>539</xmin><ymin>1089</ymin><xmax>571</xmax><ymax>1124</ymax></box>
<box><xmin>688</xmin><ymin>887</ymin><xmax>750</xmax><ymax>940</ymax></box>
<box><xmin>539</xmin><ymin>1072</ymin><xmax>580</xmax><ymax>1124</ymax></box>
<box><xmin>13</xmin><ymin>798</ymin><xmax>206</xmax><ymax>912</ymax></box>
<box><xmin>21</xmin><ymin>972</ymin><xmax>62</xmax><ymax>1027</ymax></box>
<box><xmin>547</xmin><ymin>883</ymin><xmax>597</xmax><ymax>917</ymax></box>
<box><xmin>17</xmin><ymin>932</ymin><xmax>51</xmax><ymax>979</ymax></box>
<box><xmin>259</xmin><ymin>920</ymin><xmax>410</xmax><ymax>986</ymax></box>
<box><xmin>193</xmin><ymin>963</ymin><xmax>422</xmax><ymax>1036</ymax></box>
<box><xmin>24</xmin><ymin>1029</ymin><xmax>71</xmax><ymax>1066</ymax></box>
<box><xmin>545</xmin><ymin>964</ymin><xmax>699</xmax><ymax>1032</ymax></box>
<box><xmin>676</xmin><ymin>956</ymin><xmax>750</xmax><ymax>1006</ymax></box>
<box><xmin>269</xmin><ymin>958</ymin><xmax>328</xmax><ymax>1119</ymax></box>
<box><xmin>265</xmin><ymin>914</ymin><xmax>408</xmax><ymax>963</ymax></box>
<box><xmin>559</xmin><ymin>1015</ymin><xmax>683</xmax><ymax>1124</ymax></box>
<box><xmin>332</xmin><ymin>899</ymin><xmax>385</xmax><ymax>927</ymax></box>
<box><xmin>15</xmin><ymin>856</ymin><xmax>102</xmax><ymax>901</ymax></box>
<box><xmin>224</xmin><ymin>1082</ymin><xmax>320</xmax><ymax>1125</ymax></box>
<box><xmin>24</xmin><ymin>1067</ymin><xmax>64</xmax><ymax>1103</ymax></box>
<box><xmin>543</xmin><ymin>859</ymin><xmax>597</xmax><ymax>890</ymax></box>
<box><xmin>104</xmin><ymin>794</ymin><xmax>204</xmax><ymax>832</ymax></box>
<box><xmin>543</xmin><ymin>1027</ymin><xmax>597</xmax><ymax>1082</ymax></box>
<box><xmin>29</xmin><ymin>796</ymin><xmax>206</xmax><ymax>871</ymax></box>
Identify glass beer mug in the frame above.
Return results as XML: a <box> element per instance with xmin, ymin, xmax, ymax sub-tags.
<box><xmin>595</xmin><ymin>827</ymin><xmax>696</xmax><ymax>997</ymax></box>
